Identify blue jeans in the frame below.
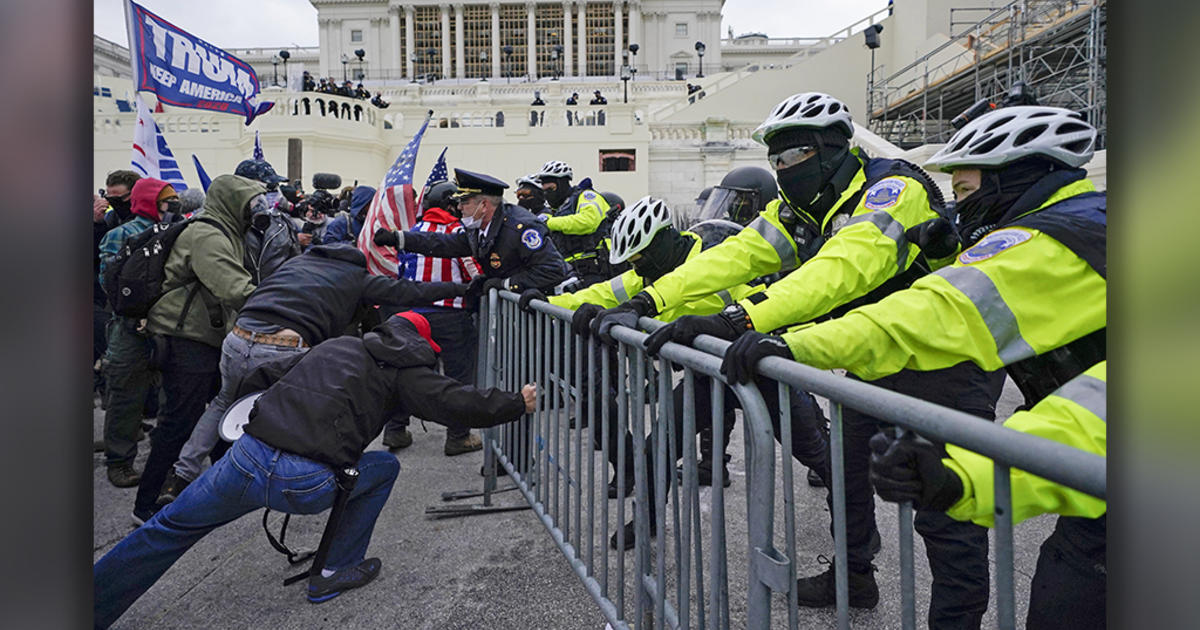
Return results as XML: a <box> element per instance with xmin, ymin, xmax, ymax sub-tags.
<box><xmin>175</xmin><ymin>332</ymin><xmax>308</xmax><ymax>481</ymax></box>
<box><xmin>95</xmin><ymin>434</ymin><xmax>400</xmax><ymax>629</ymax></box>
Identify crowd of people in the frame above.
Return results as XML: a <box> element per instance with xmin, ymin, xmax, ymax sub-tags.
<box><xmin>92</xmin><ymin>89</ymin><xmax>1105</xmax><ymax>630</ymax></box>
<box><xmin>300</xmin><ymin>71</ymin><xmax>389</xmax><ymax>108</ymax></box>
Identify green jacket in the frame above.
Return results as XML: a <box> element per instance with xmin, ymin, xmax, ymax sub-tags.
<box><xmin>146</xmin><ymin>175</ymin><xmax>262</xmax><ymax>347</ymax></box>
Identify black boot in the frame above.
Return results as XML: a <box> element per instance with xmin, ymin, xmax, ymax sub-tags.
<box><xmin>795</xmin><ymin>556</ymin><xmax>879</xmax><ymax>609</ymax></box>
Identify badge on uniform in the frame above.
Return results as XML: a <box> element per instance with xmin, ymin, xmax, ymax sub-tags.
<box><xmin>957</xmin><ymin>228</ymin><xmax>1034</xmax><ymax>264</ymax></box>
<box><xmin>582</xmin><ymin>191</ymin><xmax>597</xmax><ymax>201</ymax></box>
<box><xmin>521</xmin><ymin>228</ymin><xmax>543</xmax><ymax>250</ymax></box>
<box><xmin>863</xmin><ymin>179</ymin><xmax>907</xmax><ymax>210</ymax></box>
<box><xmin>489</xmin><ymin>252</ymin><xmax>502</xmax><ymax>268</ymax></box>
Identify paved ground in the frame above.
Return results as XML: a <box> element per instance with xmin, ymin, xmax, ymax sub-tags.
<box><xmin>94</xmin><ymin>375</ymin><xmax>1051</xmax><ymax>629</ymax></box>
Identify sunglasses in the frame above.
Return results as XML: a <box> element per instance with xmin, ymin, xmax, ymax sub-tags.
<box><xmin>767</xmin><ymin>146</ymin><xmax>817</xmax><ymax>170</ymax></box>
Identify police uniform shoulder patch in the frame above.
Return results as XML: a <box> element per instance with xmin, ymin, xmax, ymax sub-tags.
<box><xmin>521</xmin><ymin>228</ymin><xmax>543</xmax><ymax>250</ymax></box>
<box><xmin>957</xmin><ymin>228</ymin><xmax>1034</xmax><ymax>264</ymax></box>
<box><xmin>581</xmin><ymin>190</ymin><xmax>597</xmax><ymax>201</ymax></box>
<box><xmin>863</xmin><ymin>178</ymin><xmax>907</xmax><ymax>210</ymax></box>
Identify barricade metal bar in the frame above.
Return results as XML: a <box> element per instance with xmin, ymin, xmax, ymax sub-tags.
<box><xmin>897</xmin><ymin>427</ymin><xmax>917</xmax><ymax>630</ymax></box>
<box><xmin>660</xmin><ymin>361</ymin><xmax>683</xmax><ymax>630</ymax></box>
<box><xmin>482</xmin><ymin>293</ymin><xmax>499</xmax><ymax>505</ymax></box>
<box><xmin>740</xmin><ymin>377</ymin><xmax>779</xmax><ymax>630</ymax></box>
<box><xmin>633</xmin><ymin>349</ymin><xmax>651</xmax><ymax>627</ymax></box>
<box><xmin>778</xmin><ymin>384</ymin><xmax>800</xmax><ymax>630</ymax></box>
<box><xmin>654</xmin><ymin>354</ymin><xmax>669</xmax><ymax>630</ymax></box>
<box><xmin>830</xmin><ymin>402</ymin><xmax>850</xmax><ymax>629</ymax></box>
<box><xmin>552</xmin><ymin>317</ymin><xmax>562</xmax><ymax>527</ymax></box>
<box><xmin>710</xmin><ymin>378</ymin><xmax>728</xmax><ymax>629</ymax></box>
<box><xmin>680</xmin><ymin>368</ymin><xmax>700</xmax><ymax>630</ymax></box>
<box><xmin>642</xmin><ymin>574</ymin><xmax>683</xmax><ymax>630</ymax></box>
<box><xmin>617</xmin><ymin>342</ymin><xmax>629</xmax><ymax>620</ymax></box>
<box><xmin>600</xmin><ymin>339</ymin><xmax>612</xmax><ymax>598</ymax></box>
<box><xmin>995</xmin><ymin>463</ymin><xmax>1016</xmax><ymax>630</ymax></box>
<box><xmin>574</xmin><ymin>332</ymin><xmax>585</xmax><ymax>558</ymax></box>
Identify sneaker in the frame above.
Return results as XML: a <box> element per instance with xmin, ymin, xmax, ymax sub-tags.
<box><xmin>382</xmin><ymin>429</ymin><xmax>413</xmax><ymax>450</ymax></box>
<box><xmin>107</xmin><ymin>464</ymin><xmax>141</xmax><ymax>488</ymax></box>
<box><xmin>795</xmin><ymin>555</ymin><xmax>879</xmax><ymax>609</ymax></box>
<box><xmin>607</xmin><ymin>471</ymin><xmax>635</xmax><ymax>499</ymax></box>
<box><xmin>444</xmin><ymin>433</ymin><xmax>482</xmax><ymax>456</ymax></box>
<box><xmin>307</xmin><ymin>558</ymin><xmax>383</xmax><ymax>603</ymax></box>
<box><xmin>131</xmin><ymin>506</ymin><xmax>157</xmax><ymax>527</ymax></box>
<box><xmin>609</xmin><ymin>517</ymin><xmax>656</xmax><ymax>551</ymax></box>
<box><xmin>156</xmin><ymin>471</ymin><xmax>191</xmax><ymax>506</ymax></box>
<box><xmin>807</xmin><ymin>467</ymin><xmax>825</xmax><ymax>487</ymax></box>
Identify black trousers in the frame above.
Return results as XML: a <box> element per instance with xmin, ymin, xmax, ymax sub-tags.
<box><xmin>134</xmin><ymin>336</ymin><xmax>220</xmax><ymax>514</ymax></box>
<box><xmin>835</xmin><ymin>363</ymin><xmax>1005</xmax><ymax>630</ymax></box>
<box><xmin>384</xmin><ymin>308</ymin><xmax>477</xmax><ymax>439</ymax></box>
<box><xmin>644</xmin><ymin>373</ymin><xmax>831</xmax><ymax>520</ymax></box>
<box><xmin>1027</xmin><ymin>514</ymin><xmax>1107</xmax><ymax>629</ymax></box>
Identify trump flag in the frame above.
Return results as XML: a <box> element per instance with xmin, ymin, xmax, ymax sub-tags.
<box><xmin>125</xmin><ymin>0</ymin><xmax>273</xmax><ymax>125</ymax></box>
<box><xmin>132</xmin><ymin>95</ymin><xmax>188</xmax><ymax>192</ymax></box>
<box><xmin>357</xmin><ymin>110</ymin><xmax>434</xmax><ymax>277</ymax></box>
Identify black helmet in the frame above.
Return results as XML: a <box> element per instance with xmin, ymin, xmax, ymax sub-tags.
<box><xmin>600</xmin><ymin>191</ymin><xmax>625</xmax><ymax>214</ymax></box>
<box><xmin>422</xmin><ymin>181</ymin><xmax>459</xmax><ymax>211</ymax></box>
<box><xmin>696</xmin><ymin>166</ymin><xmax>779</xmax><ymax>226</ymax></box>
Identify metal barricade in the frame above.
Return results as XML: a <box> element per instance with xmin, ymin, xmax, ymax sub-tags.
<box><xmin>466</xmin><ymin>289</ymin><xmax>1106</xmax><ymax>630</ymax></box>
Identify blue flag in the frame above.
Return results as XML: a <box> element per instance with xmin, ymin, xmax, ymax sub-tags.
<box><xmin>418</xmin><ymin>147</ymin><xmax>449</xmax><ymax>206</ymax></box>
<box><xmin>125</xmin><ymin>0</ymin><xmax>273</xmax><ymax>125</ymax></box>
<box><xmin>253</xmin><ymin>130</ymin><xmax>264</xmax><ymax>160</ymax></box>
<box><xmin>191</xmin><ymin>154</ymin><xmax>212</xmax><ymax>192</ymax></box>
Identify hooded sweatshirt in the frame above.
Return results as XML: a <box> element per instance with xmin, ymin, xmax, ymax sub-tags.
<box><xmin>96</xmin><ymin>178</ymin><xmax>170</xmax><ymax>279</ymax></box>
<box><xmin>324</xmin><ymin>185</ymin><xmax>377</xmax><ymax>244</ymax></box>
<box><xmin>240</xmin><ymin>315</ymin><xmax>526</xmax><ymax>469</ymax></box>
<box><xmin>146</xmin><ymin>174</ymin><xmax>262</xmax><ymax>347</ymax></box>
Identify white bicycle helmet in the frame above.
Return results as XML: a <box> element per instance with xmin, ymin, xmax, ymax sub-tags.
<box><xmin>609</xmin><ymin>196</ymin><xmax>673</xmax><ymax>264</ymax></box>
<box><xmin>925</xmin><ymin>105</ymin><xmax>1096</xmax><ymax>172</ymax></box>
<box><xmin>536</xmin><ymin>160</ymin><xmax>573</xmax><ymax>180</ymax></box>
<box><xmin>515</xmin><ymin>173</ymin><xmax>541</xmax><ymax>188</ymax></box>
<box><xmin>752</xmin><ymin>92</ymin><xmax>854</xmax><ymax>145</ymax></box>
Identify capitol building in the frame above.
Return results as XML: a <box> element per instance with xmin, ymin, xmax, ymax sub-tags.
<box><xmin>94</xmin><ymin>0</ymin><xmax>1106</xmax><ymax>210</ymax></box>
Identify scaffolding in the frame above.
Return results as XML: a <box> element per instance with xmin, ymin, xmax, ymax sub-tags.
<box><xmin>867</xmin><ymin>0</ymin><xmax>1106</xmax><ymax>149</ymax></box>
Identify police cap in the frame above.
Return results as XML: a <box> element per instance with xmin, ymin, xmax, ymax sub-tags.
<box><xmin>451</xmin><ymin>168</ymin><xmax>509</xmax><ymax>199</ymax></box>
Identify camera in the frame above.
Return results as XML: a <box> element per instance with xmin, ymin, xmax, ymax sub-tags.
<box><xmin>295</xmin><ymin>172</ymin><xmax>342</xmax><ymax>217</ymax></box>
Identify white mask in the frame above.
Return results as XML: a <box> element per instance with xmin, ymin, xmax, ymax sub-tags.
<box><xmin>460</xmin><ymin>213</ymin><xmax>482</xmax><ymax>229</ymax></box>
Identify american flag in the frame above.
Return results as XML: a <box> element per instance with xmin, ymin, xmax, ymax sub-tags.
<box><xmin>417</xmin><ymin>147</ymin><xmax>449</xmax><ymax>208</ymax></box>
<box><xmin>131</xmin><ymin>94</ymin><xmax>188</xmax><ymax>192</ymax></box>
<box><xmin>357</xmin><ymin>110</ymin><xmax>434</xmax><ymax>277</ymax></box>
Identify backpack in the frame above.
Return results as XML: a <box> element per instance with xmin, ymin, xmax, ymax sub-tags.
<box><xmin>100</xmin><ymin>216</ymin><xmax>230</xmax><ymax>319</ymax></box>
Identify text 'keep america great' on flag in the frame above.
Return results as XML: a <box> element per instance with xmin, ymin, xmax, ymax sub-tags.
<box><xmin>125</xmin><ymin>0</ymin><xmax>273</xmax><ymax>125</ymax></box>
<box><xmin>357</xmin><ymin>110</ymin><xmax>435</xmax><ymax>277</ymax></box>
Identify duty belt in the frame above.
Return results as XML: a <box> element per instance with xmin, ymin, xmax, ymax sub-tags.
<box><xmin>232</xmin><ymin>325</ymin><xmax>307</xmax><ymax>348</ymax></box>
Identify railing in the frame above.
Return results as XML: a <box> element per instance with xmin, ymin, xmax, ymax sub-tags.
<box><xmin>462</xmin><ymin>289</ymin><xmax>1105</xmax><ymax>629</ymax></box>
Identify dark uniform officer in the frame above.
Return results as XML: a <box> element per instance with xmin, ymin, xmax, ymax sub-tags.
<box><xmin>375</xmin><ymin>168</ymin><xmax>569</xmax><ymax>293</ymax></box>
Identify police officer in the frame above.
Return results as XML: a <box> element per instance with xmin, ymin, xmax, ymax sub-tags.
<box><xmin>373</xmin><ymin>168</ymin><xmax>569</xmax><ymax>296</ymax></box>
<box><xmin>513</xmin><ymin>174</ymin><xmax>547</xmax><ymax>213</ymax></box>
<box><xmin>595</xmin><ymin>92</ymin><xmax>1000</xmax><ymax>622</ymax></box>
<box><xmin>723</xmin><ymin>105</ymin><xmax>1104</xmax><ymax>629</ymax></box>
<box><xmin>690</xmin><ymin>165</ymin><xmax>779</xmax><ymax>227</ymax></box>
<box><xmin>534</xmin><ymin>160</ymin><xmax>614</xmax><ymax>286</ymax></box>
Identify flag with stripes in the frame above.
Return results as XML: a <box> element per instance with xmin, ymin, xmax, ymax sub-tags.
<box><xmin>357</xmin><ymin>110</ymin><xmax>434</xmax><ymax>277</ymax></box>
<box><xmin>132</xmin><ymin>95</ymin><xmax>188</xmax><ymax>192</ymax></box>
<box><xmin>253</xmin><ymin>130</ymin><xmax>264</xmax><ymax>160</ymax></box>
<box><xmin>417</xmin><ymin>147</ymin><xmax>449</xmax><ymax>208</ymax></box>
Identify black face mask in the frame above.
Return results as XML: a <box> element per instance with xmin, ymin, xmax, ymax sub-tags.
<box><xmin>516</xmin><ymin>187</ymin><xmax>545</xmax><ymax>212</ymax></box>
<box><xmin>543</xmin><ymin>178</ymin><xmax>572</xmax><ymax>208</ymax></box>
<box><xmin>955</xmin><ymin>160</ymin><xmax>1064</xmax><ymax>247</ymax></box>
<box><xmin>775</xmin><ymin>156</ymin><xmax>824</xmax><ymax>215</ymax></box>
<box><xmin>633</xmin><ymin>229</ymin><xmax>693</xmax><ymax>283</ymax></box>
<box><xmin>107</xmin><ymin>196</ymin><xmax>132</xmax><ymax>220</ymax></box>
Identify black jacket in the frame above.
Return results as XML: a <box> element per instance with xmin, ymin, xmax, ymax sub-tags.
<box><xmin>236</xmin><ymin>244</ymin><xmax>465</xmax><ymax>345</ymax></box>
<box><xmin>240</xmin><ymin>317</ymin><xmax>525</xmax><ymax>469</ymax></box>
<box><xmin>401</xmin><ymin>202</ymin><xmax>569</xmax><ymax>292</ymax></box>
<box><xmin>244</xmin><ymin>208</ymin><xmax>303</xmax><ymax>284</ymax></box>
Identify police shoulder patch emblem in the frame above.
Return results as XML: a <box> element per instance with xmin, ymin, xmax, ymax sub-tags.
<box><xmin>863</xmin><ymin>179</ymin><xmax>907</xmax><ymax>210</ymax></box>
<box><xmin>521</xmin><ymin>228</ymin><xmax>543</xmax><ymax>250</ymax></box>
<box><xmin>957</xmin><ymin>228</ymin><xmax>1034</xmax><ymax>264</ymax></box>
<box><xmin>582</xmin><ymin>190</ymin><xmax>597</xmax><ymax>201</ymax></box>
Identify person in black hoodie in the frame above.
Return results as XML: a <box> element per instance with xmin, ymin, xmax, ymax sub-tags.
<box><xmin>155</xmin><ymin>244</ymin><xmax>467</xmax><ymax>507</ymax></box>
<box><xmin>94</xmin><ymin>312</ymin><xmax>537</xmax><ymax>627</ymax></box>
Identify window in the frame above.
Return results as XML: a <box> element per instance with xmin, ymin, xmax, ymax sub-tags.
<box><xmin>675</xmin><ymin>62</ymin><xmax>688</xmax><ymax>77</ymax></box>
<box><xmin>351</xmin><ymin>29</ymin><xmax>363</xmax><ymax>43</ymax></box>
<box><xmin>675</xmin><ymin>23</ymin><xmax>688</xmax><ymax>37</ymax></box>
<box><xmin>599</xmin><ymin>149</ymin><xmax>636</xmax><ymax>172</ymax></box>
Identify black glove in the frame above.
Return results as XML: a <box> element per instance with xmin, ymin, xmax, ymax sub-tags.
<box><xmin>643</xmin><ymin>303</ymin><xmax>751</xmax><ymax>357</ymax></box>
<box><xmin>373</xmin><ymin>228</ymin><xmax>400</xmax><ymax>248</ymax></box>
<box><xmin>720</xmin><ymin>331</ymin><xmax>793</xmax><ymax>384</ymax></box>
<box><xmin>590</xmin><ymin>303</ymin><xmax>641</xmax><ymax>345</ymax></box>
<box><xmin>904</xmin><ymin>217</ymin><xmax>959</xmax><ymax>260</ymax></box>
<box><xmin>464</xmin><ymin>276</ymin><xmax>506</xmax><ymax>310</ymax></box>
<box><xmin>868</xmin><ymin>432</ymin><xmax>964</xmax><ymax>512</ymax></box>
<box><xmin>571</xmin><ymin>303</ymin><xmax>604</xmax><ymax>337</ymax></box>
<box><xmin>518</xmin><ymin>288</ymin><xmax>547</xmax><ymax>313</ymax></box>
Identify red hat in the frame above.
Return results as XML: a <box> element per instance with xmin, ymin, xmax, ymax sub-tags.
<box><xmin>394</xmin><ymin>311</ymin><xmax>441</xmax><ymax>353</ymax></box>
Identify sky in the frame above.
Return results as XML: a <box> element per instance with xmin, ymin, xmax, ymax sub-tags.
<box><xmin>94</xmin><ymin>0</ymin><xmax>890</xmax><ymax>49</ymax></box>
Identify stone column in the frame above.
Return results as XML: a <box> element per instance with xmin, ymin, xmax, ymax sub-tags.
<box><xmin>490</xmin><ymin>2</ymin><xmax>501</xmax><ymax>78</ymax></box>
<box><xmin>526</xmin><ymin>1</ymin><xmax>537</xmax><ymax>79</ymax></box>
<box><xmin>390</xmin><ymin>9</ymin><xmax>402</xmax><ymax>78</ymax></box>
<box><xmin>454</xmin><ymin>4</ymin><xmax>465</xmax><ymax>79</ymax></box>
<box><xmin>576</xmin><ymin>0</ymin><xmax>587</xmax><ymax>77</ymax></box>
<box><xmin>440</xmin><ymin>5</ymin><xmax>451</xmax><ymax>80</ymax></box>
<box><xmin>404</xmin><ymin>6</ymin><xmax>415</xmax><ymax>79</ymax></box>
<box><xmin>317</xmin><ymin>18</ymin><xmax>330</xmax><ymax>76</ymax></box>
<box><xmin>562</xmin><ymin>1</ymin><xmax>573</xmax><ymax>78</ymax></box>
<box><xmin>613</xmin><ymin>1</ymin><xmax>623</xmax><ymax>77</ymax></box>
<box><xmin>629</xmin><ymin>1</ymin><xmax>641</xmax><ymax>73</ymax></box>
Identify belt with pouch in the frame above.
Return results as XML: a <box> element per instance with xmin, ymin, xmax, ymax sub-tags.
<box><xmin>232</xmin><ymin>325</ymin><xmax>307</xmax><ymax>348</ymax></box>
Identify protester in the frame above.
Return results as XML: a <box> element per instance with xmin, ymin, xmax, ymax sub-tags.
<box><xmin>325</xmin><ymin>185</ymin><xmax>375</xmax><ymax>244</ymax></box>
<box><xmin>95</xmin><ymin>313</ymin><xmax>538</xmax><ymax>628</ymax></box>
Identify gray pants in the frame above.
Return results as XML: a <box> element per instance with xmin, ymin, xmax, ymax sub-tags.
<box><xmin>173</xmin><ymin>331</ymin><xmax>307</xmax><ymax>481</ymax></box>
